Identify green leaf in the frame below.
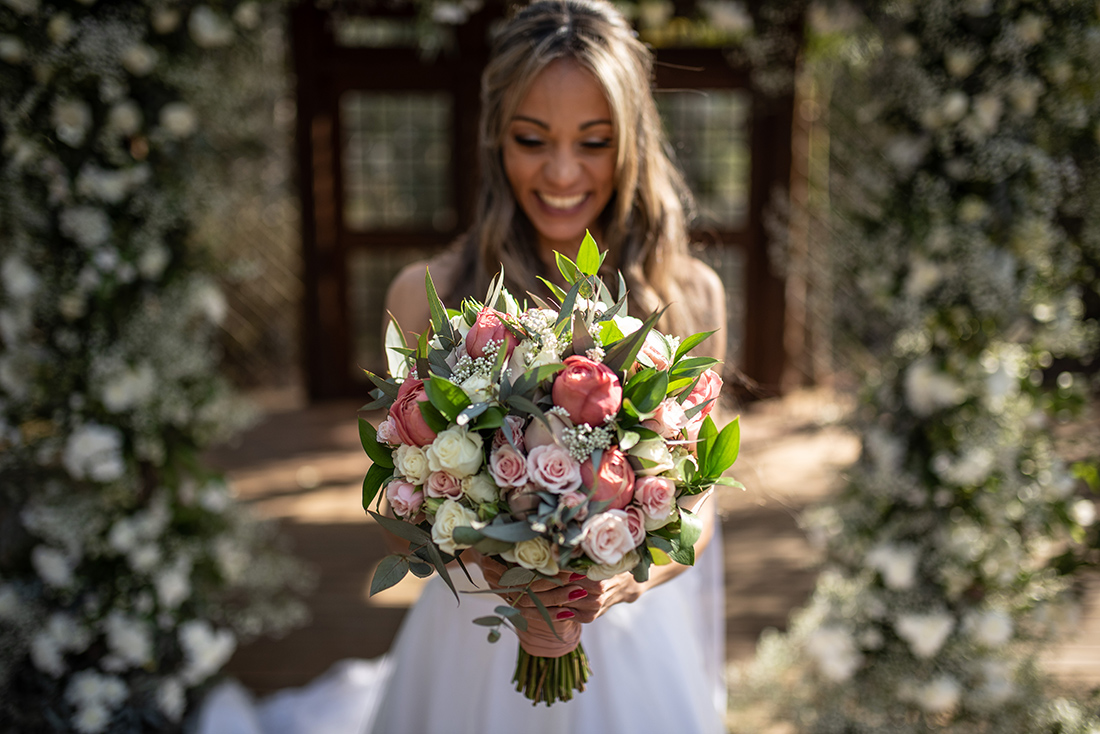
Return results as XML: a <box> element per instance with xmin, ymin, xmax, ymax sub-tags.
<box><xmin>714</xmin><ymin>476</ymin><xmax>746</xmax><ymax>490</ymax></box>
<box><xmin>679</xmin><ymin>507</ymin><xmax>702</xmax><ymax>548</ymax></box>
<box><xmin>369</xmin><ymin>510</ymin><xmax>433</xmax><ymax>545</ymax></box>
<box><xmin>487</xmin><ymin>629</ymin><xmax>502</xmax><ymax>643</ymax></box>
<box><xmin>362</xmin><ymin>464</ymin><xmax>391</xmax><ymax>512</ymax></box>
<box><xmin>506</xmin><ymin>395</ymin><xmax>549</xmax><ymax>427</ymax></box>
<box><xmin>361</xmin><ymin>369</ymin><xmax>400</xmax><ymax>401</ymax></box>
<box><xmin>648</xmin><ymin>543</ymin><xmax>672</xmax><ymax>565</ymax></box>
<box><xmin>420</xmin><ymin>535</ymin><xmax>460</xmax><ymax>602</ymax></box>
<box><xmin>577</xmin><ymin>230</ymin><xmax>601</xmax><ymax>276</ymax></box>
<box><xmin>511</xmin><ymin>363</ymin><xmax>566</xmax><ymax>397</ymax></box>
<box><xmin>695</xmin><ymin>415</ymin><xmax>718</xmax><ymax>478</ymax></box>
<box><xmin>358</xmin><ymin>418</ymin><xmax>394</xmax><ymax>468</ymax></box>
<box><xmin>555</xmin><ymin>280</ymin><xmax>583</xmax><ymax>329</ymax></box>
<box><xmin>424</xmin><ymin>375</ymin><xmax>472</xmax><ymax>422</ymax></box>
<box><xmin>619</xmin><ymin>430</ymin><xmax>640</xmax><ymax>451</ymax></box>
<box><xmin>669</xmin><ymin>538</ymin><xmax>695</xmax><ymax>566</ymax></box>
<box><xmin>631</xmin><ymin>555</ymin><xmax>650</xmax><ymax>583</ymax></box>
<box><xmin>554</xmin><ymin>250</ymin><xmax>583</xmax><ymax>285</ymax></box>
<box><xmin>624</xmin><ymin>369</ymin><xmax>668</xmax><ymax>415</ymax></box>
<box><xmin>370</xmin><ymin>555</ymin><xmax>409</xmax><ymax>595</ymax></box>
<box><xmin>499</xmin><ymin>566</ymin><xmax>537</xmax><ymax>586</ymax></box>
<box><xmin>602</xmin><ymin>306</ymin><xmax>668</xmax><ymax>375</ymax></box>
<box><xmin>417</xmin><ymin>401</ymin><xmax>450</xmax><ymax>434</ymax></box>
<box><xmin>536</xmin><ymin>276</ymin><xmax>568</xmax><ymax>304</ymax></box>
<box><xmin>704</xmin><ymin>416</ymin><xmax>741</xmax><ymax>478</ymax></box>
<box><xmin>473</xmin><ymin>615</ymin><xmax>503</xmax><ymax>627</ymax></box>
<box><xmin>473</xmin><ymin>537</ymin><xmax>514</xmax><ymax>555</ymax></box>
<box><xmin>673</xmin><ymin>330</ymin><xmax>716</xmax><ymax>363</ymax></box>
<box><xmin>425</xmin><ymin>268</ymin><xmax>456</xmax><ymax>345</ymax></box>
<box><xmin>470</xmin><ymin>406</ymin><xmax>506</xmax><ymax>432</ymax></box>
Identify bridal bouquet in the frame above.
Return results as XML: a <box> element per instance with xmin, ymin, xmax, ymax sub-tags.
<box><xmin>359</xmin><ymin>233</ymin><xmax>741</xmax><ymax>705</ymax></box>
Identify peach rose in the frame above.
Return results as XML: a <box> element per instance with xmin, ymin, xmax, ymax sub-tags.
<box><xmin>425</xmin><ymin>470</ymin><xmax>464</xmax><ymax>500</ymax></box>
<box><xmin>635</xmin><ymin>476</ymin><xmax>675</xmax><ymax>526</ymax></box>
<box><xmin>376</xmin><ymin>416</ymin><xmax>399</xmax><ymax>445</ymax></box>
<box><xmin>389</xmin><ymin>377</ymin><xmax>437</xmax><ymax>447</ymax></box>
<box><xmin>638</xmin><ymin>334</ymin><xmax>671</xmax><ymax>370</ymax></box>
<box><xmin>386</xmin><ymin>480</ymin><xmax>423</xmax><ymax>519</ymax></box>
<box><xmin>580</xmin><ymin>509</ymin><xmax>635</xmax><ymax>566</ymax></box>
<box><xmin>527</xmin><ymin>444</ymin><xmax>582</xmax><ymax>494</ymax></box>
<box><xmin>641</xmin><ymin>398</ymin><xmax>689</xmax><ymax>439</ymax></box>
<box><xmin>552</xmin><ymin>355</ymin><xmax>622</xmax><ymax>426</ymax></box>
<box><xmin>623</xmin><ymin>504</ymin><xmax>647</xmax><ymax>545</ymax></box>
<box><xmin>560</xmin><ymin>490</ymin><xmax>589</xmax><ymax>521</ymax></box>
<box><xmin>581</xmin><ymin>446</ymin><xmax>635</xmax><ymax>510</ymax></box>
<box><xmin>492</xmin><ymin>415</ymin><xmax>527</xmax><ymax>451</ymax></box>
<box><xmin>465</xmin><ymin>307</ymin><xmax>519</xmax><ymax>360</ymax></box>
<box><xmin>489</xmin><ymin>444</ymin><xmax>528</xmax><ymax>488</ymax></box>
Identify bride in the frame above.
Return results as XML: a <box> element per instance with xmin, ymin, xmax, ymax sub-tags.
<box><xmin>199</xmin><ymin>0</ymin><xmax>729</xmax><ymax>731</ymax></box>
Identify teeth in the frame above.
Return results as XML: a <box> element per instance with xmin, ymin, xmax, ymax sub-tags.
<box><xmin>540</xmin><ymin>192</ymin><xmax>585</xmax><ymax>210</ymax></box>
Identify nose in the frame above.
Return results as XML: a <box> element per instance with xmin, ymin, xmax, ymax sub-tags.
<box><xmin>543</xmin><ymin>145</ymin><xmax>580</xmax><ymax>187</ymax></box>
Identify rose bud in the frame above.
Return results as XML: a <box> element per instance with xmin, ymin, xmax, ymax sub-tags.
<box><xmin>506</xmin><ymin>483</ymin><xmax>542</xmax><ymax>520</ymax></box>
<box><xmin>552</xmin><ymin>355</ymin><xmax>622</xmax><ymax>427</ymax></box>
<box><xmin>523</xmin><ymin>410</ymin><xmax>570</xmax><ymax>450</ymax></box>
<box><xmin>581</xmin><ymin>446</ymin><xmax>635</xmax><ymax>510</ymax></box>
<box><xmin>389</xmin><ymin>377</ymin><xmax>437</xmax><ymax>447</ymax></box>
<box><xmin>465</xmin><ymin>307</ymin><xmax>519</xmax><ymax>360</ymax></box>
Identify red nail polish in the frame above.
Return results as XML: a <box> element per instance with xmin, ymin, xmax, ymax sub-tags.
<box><xmin>569</xmin><ymin>572</ymin><xmax>586</xmax><ymax>581</ymax></box>
<box><xmin>568</xmin><ymin>588</ymin><xmax>588</xmax><ymax>601</ymax></box>
<box><xmin>556</xmin><ymin>610</ymin><xmax>575</xmax><ymax>620</ymax></box>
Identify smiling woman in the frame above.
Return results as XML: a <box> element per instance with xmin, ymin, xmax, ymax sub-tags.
<box><xmin>501</xmin><ymin>58</ymin><xmax>617</xmax><ymax>263</ymax></box>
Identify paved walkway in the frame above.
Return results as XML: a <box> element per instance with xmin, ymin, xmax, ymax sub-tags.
<box><xmin>206</xmin><ymin>388</ymin><xmax>1100</xmax><ymax>699</ymax></box>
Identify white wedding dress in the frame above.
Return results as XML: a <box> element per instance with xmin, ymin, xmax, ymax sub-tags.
<box><xmin>197</xmin><ymin>517</ymin><xmax>726</xmax><ymax>734</ymax></box>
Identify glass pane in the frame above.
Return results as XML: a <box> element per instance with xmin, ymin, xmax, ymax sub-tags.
<box><xmin>340</xmin><ymin>92</ymin><xmax>455</xmax><ymax>231</ymax></box>
<box><xmin>657</xmin><ymin>89</ymin><xmax>750</xmax><ymax>230</ymax></box>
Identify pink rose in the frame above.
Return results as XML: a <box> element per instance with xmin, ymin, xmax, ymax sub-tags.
<box><xmin>580</xmin><ymin>509</ymin><xmax>636</xmax><ymax>566</ymax></box>
<box><xmin>489</xmin><ymin>445</ymin><xmax>528</xmax><ymax>488</ymax></box>
<box><xmin>376</xmin><ymin>416</ymin><xmax>399</xmax><ymax>446</ymax></box>
<box><xmin>386</xmin><ymin>480</ymin><xmax>423</xmax><ymax>519</ymax></box>
<box><xmin>389</xmin><ymin>378</ymin><xmax>437</xmax><ymax>447</ymax></box>
<box><xmin>683</xmin><ymin>369</ymin><xmax>723</xmax><ymax>429</ymax></box>
<box><xmin>493</xmin><ymin>415</ymin><xmax>527</xmax><ymax>451</ymax></box>
<box><xmin>623</xmin><ymin>505</ymin><xmax>647</xmax><ymax>545</ymax></box>
<box><xmin>425</xmin><ymin>470</ymin><xmax>463</xmax><ymax>499</ymax></box>
<box><xmin>581</xmin><ymin>447</ymin><xmax>635</xmax><ymax>510</ymax></box>
<box><xmin>527</xmin><ymin>444</ymin><xmax>582</xmax><ymax>494</ymax></box>
<box><xmin>560</xmin><ymin>490</ymin><xmax>589</xmax><ymax>521</ymax></box>
<box><xmin>552</xmin><ymin>355</ymin><xmax>622</xmax><ymax>426</ymax></box>
<box><xmin>465</xmin><ymin>307</ymin><xmax>519</xmax><ymax>360</ymax></box>
<box><xmin>635</xmin><ymin>476</ymin><xmax>675</xmax><ymax>522</ymax></box>
<box><xmin>641</xmin><ymin>398</ymin><xmax>689</xmax><ymax>439</ymax></box>
<box><xmin>524</xmin><ymin>411</ymin><xmax>570</xmax><ymax>450</ymax></box>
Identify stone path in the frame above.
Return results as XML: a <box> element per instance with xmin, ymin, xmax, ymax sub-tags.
<box><xmin>205</xmin><ymin>388</ymin><xmax>1100</xmax><ymax>700</ymax></box>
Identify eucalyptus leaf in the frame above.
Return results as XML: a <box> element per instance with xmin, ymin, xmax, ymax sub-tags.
<box><xmin>473</xmin><ymin>616</ymin><xmax>503</xmax><ymax>627</ymax></box>
<box><xmin>488</xmin><ymin>629</ymin><xmax>502</xmax><ymax>643</ymax></box>
<box><xmin>369</xmin><ymin>510</ymin><xmax>433</xmax><ymax>545</ymax></box>
<box><xmin>470</xmin><ymin>406</ymin><xmax>506</xmax><ymax>431</ymax></box>
<box><xmin>572</xmin><ymin>312</ymin><xmax>596</xmax><ymax>355</ymax></box>
<box><xmin>452</xmin><ymin>526</ymin><xmax>486</xmax><ymax>545</ymax></box>
<box><xmin>526</xmin><ymin>588</ymin><xmax>563</xmax><ymax>642</ymax></box>
<box><xmin>409</xmin><ymin>561</ymin><xmax>435</xmax><ymax>578</ymax></box>
<box><xmin>495</xmin><ymin>605</ymin><xmax>523</xmax><ymax>619</ymax></box>
<box><xmin>499</xmin><ymin>566</ymin><xmax>537</xmax><ymax>586</ymax></box>
<box><xmin>480</xmin><ymin>521</ymin><xmax>540</xmax><ymax>543</ymax></box>
<box><xmin>370</xmin><ymin>555</ymin><xmax>409</xmax><ymax>596</ymax></box>
<box><xmin>473</xmin><ymin>537</ymin><xmax>514</xmax><ymax>555</ymax></box>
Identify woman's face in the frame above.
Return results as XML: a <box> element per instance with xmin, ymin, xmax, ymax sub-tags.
<box><xmin>502</xmin><ymin>58</ymin><xmax>617</xmax><ymax>262</ymax></box>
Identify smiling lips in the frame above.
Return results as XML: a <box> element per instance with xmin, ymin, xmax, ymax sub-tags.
<box><xmin>538</xmin><ymin>192</ymin><xmax>587</xmax><ymax>211</ymax></box>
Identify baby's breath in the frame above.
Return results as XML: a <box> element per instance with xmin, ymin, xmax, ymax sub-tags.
<box><xmin>561</xmin><ymin>424</ymin><xmax>614</xmax><ymax>462</ymax></box>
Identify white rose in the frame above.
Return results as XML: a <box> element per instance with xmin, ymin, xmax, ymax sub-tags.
<box><xmin>460</xmin><ymin>373</ymin><xmax>493</xmax><ymax>403</ymax></box>
<box><xmin>586</xmin><ymin>549</ymin><xmax>640</xmax><ymax>581</ymax></box>
<box><xmin>627</xmin><ymin>439</ymin><xmax>675</xmax><ymax>476</ymax></box>
<box><xmin>393</xmin><ymin>444</ymin><xmax>429</xmax><ymax>484</ymax></box>
<box><xmin>426</xmin><ymin>427</ymin><xmax>483</xmax><ymax>478</ymax></box>
<box><xmin>501</xmin><ymin>537</ymin><xmax>559</xmax><ymax>576</ymax></box>
<box><xmin>580</xmin><ymin>510</ymin><xmax>636</xmax><ymax>566</ymax></box>
<box><xmin>462</xmin><ymin>472</ymin><xmax>498</xmax><ymax>503</ymax></box>
<box><xmin>430</xmin><ymin>499</ymin><xmax>478</xmax><ymax>554</ymax></box>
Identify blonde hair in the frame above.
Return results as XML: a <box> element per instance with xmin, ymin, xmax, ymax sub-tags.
<box><xmin>452</xmin><ymin>0</ymin><xmax>702</xmax><ymax>337</ymax></box>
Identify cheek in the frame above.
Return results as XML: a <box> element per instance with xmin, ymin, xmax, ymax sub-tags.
<box><xmin>502</xmin><ymin>147</ymin><xmax>533</xmax><ymax>194</ymax></box>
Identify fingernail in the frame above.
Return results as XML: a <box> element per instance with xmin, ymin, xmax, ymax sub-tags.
<box><xmin>556</xmin><ymin>610</ymin><xmax>575</xmax><ymax>620</ymax></box>
<box><xmin>569</xmin><ymin>572</ymin><xmax>586</xmax><ymax>581</ymax></box>
<box><xmin>568</xmin><ymin>588</ymin><xmax>588</xmax><ymax>601</ymax></box>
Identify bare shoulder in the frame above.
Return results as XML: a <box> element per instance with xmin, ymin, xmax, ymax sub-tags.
<box><xmin>678</xmin><ymin>256</ymin><xmax>725</xmax><ymax>310</ymax></box>
<box><xmin>673</xmin><ymin>255</ymin><xmax>727</xmax><ymax>361</ymax></box>
<box><xmin>384</xmin><ymin>247</ymin><xmax>464</xmax><ymax>341</ymax></box>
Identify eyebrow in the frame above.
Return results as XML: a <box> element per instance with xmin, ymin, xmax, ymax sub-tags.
<box><xmin>511</xmin><ymin>115</ymin><xmax>614</xmax><ymax>130</ymax></box>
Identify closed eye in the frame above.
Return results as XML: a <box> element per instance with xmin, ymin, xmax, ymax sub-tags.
<box><xmin>513</xmin><ymin>135</ymin><xmax>544</xmax><ymax>148</ymax></box>
<box><xmin>581</xmin><ymin>139</ymin><xmax>613</xmax><ymax>149</ymax></box>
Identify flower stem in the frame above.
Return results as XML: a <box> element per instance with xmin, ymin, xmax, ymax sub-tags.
<box><xmin>512</xmin><ymin>643</ymin><xmax>591</xmax><ymax>706</ymax></box>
